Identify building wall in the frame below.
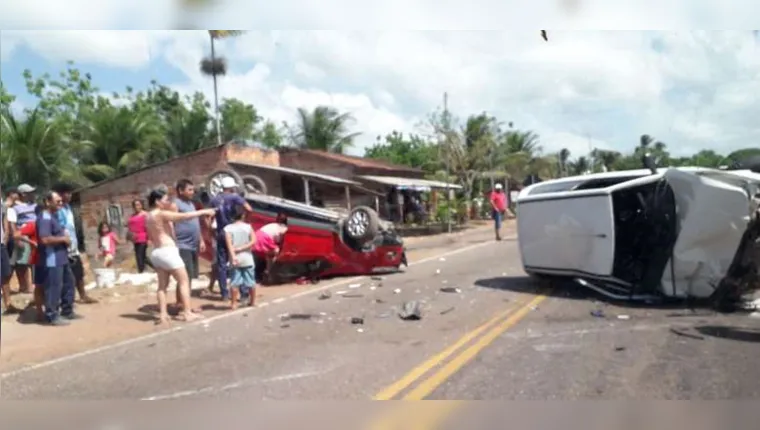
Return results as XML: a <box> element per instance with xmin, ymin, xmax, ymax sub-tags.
<box><xmin>77</xmin><ymin>144</ymin><xmax>280</xmax><ymax>260</ymax></box>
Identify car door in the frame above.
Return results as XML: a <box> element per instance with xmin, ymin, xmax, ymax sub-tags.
<box><xmin>517</xmin><ymin>190</ymin><xmax>616</xmax><ymax>277</ymax></box>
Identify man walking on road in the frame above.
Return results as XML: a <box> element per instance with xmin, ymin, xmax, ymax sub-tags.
<box><xmin>53</xmin><ymin>183</ymin><xmax>99</xmax><ymax>304</ymax></box>
<box><xmin>489</xmin><ymin>183</ymin><xmax>513</xmax><ymax>241</ymax></box>
<box><xmin>172</xmin><ymin>179</ymin><xmax>205</xmax><ymax>310</ymax></box>
<box><xmin>210</xmin><ymin>177</ymin><xmax>253</xmax><ymax>300</ymax></box>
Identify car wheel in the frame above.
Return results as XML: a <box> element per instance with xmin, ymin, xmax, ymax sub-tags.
<box><xmin>240</xmin><ymin>174</ymin><xmax>268</xmax><ymax>195</ymax></box>
<box><xmin>206</xmin><ymin>169</ymin><xmax>244</xmax><ymax>198</ymax></box>
<box><xmin>345</xmin><ymin>206</ymin><xmax>380</xmax><ymax>242</ymax></box>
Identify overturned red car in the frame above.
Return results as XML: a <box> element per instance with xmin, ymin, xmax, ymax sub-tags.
<box><xmin>197</xmin><ymin>169</ymin><xmax>407</xmax><ymax>284</ymax></box>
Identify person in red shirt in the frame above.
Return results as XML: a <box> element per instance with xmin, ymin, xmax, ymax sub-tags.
<box><xmin>489</xmin><ymin>183</ymin><xmax>513</xmax><ymax>241</ymax></box>
<box><xmin>19</xmin><ymin>219</ymin><xmax>44</xmax><ymax>320</ymax></box>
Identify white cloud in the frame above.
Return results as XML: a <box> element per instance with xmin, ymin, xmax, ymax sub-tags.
<box><xmin>1</xmin><ymin>1</ymin><xmax>759</xmax><ymax>159</ymax></box>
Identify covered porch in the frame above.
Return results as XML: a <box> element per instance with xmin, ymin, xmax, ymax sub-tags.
<box><xmin>357</xmin><ymin>175</ymin><xmax>463</xmax><ymax>223</ymax></box>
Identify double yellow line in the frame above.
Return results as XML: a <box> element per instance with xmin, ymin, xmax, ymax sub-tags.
<box><xmin>373</xmin><ymin>294</ymin><xmax>547</xmax><ymax>401</ymax></box>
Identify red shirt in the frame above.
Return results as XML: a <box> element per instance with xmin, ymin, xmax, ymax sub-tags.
<box><xmin>19</xmin><ymin>221</ymin><xmax>38</xmax><ymax>265</ymax></box>
<box><xmin>489</xmin><ymin>191</ymin><xmax>507</xmax><ymax>212</ymax></box>
<box><xmin>127</xmin><ymin>213</ymin><xmax>148</xmax><ymax>244</ymax></box>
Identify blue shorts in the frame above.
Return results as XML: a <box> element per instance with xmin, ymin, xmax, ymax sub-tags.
<box><xmin>229</xmin><ymin>266</ymin><xmax>256</xmax><ymax>289</ymax></box>
<box><xmin>492</xmin><ymin>210</ymin><xmax>503</xmax><ymax>230</ymax></box>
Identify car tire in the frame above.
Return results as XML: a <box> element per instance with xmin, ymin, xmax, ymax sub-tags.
<box><xmin>240</xmin><ymin>174</ymin><xmax>268</xmax><ymax>195</ymax></box>
<box><xmin>206</xmin><ymin>169</ymin><xmax>244</xmax><ymax>198</ymax></box>
<box><xmin>345</xmin><ymin>206</ymin><xmax>380</xmax><ymax>242</ymax></box>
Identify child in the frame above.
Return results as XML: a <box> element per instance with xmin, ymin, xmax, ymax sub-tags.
<box><xmin>223</xmin><ymin>205</ymin><xmax>256</xmax><ymax>309</ymax></box>
<box><xmin>98</xmin><ymin>221</ymin><xmax>120</xmax><ymax>267</ymax></box>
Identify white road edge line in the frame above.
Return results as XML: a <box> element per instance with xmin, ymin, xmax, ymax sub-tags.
<box><xmin>1</xmin><ymin>236</ymin><xmax>510</xmax><ymax>379</ymax></box>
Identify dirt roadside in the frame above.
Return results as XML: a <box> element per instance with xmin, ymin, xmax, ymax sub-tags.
<box><xmin>0</xmin><ymin>221</ymin><xmax>508</xmax><ymax>372</ymax></box>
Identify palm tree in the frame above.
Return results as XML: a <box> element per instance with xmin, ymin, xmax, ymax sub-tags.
<box><xmin>79</xmin><ymin>100</ymin><xmax>167</xmax><ymax>182</ymax></box>
<box><xmin>291</xmin><ymin>106</ymin><xmax>361</xmax><ymax>153</ymax></box>
<box><xmin>569</xmin><ymin>156</ymin><xmax>590</xmax><ymax>175</ymax></box>
<box><xmin>0</xmin><ymin>107</ymin><xmax>88</xmax><ymax>187</ymax></box>
<box><xmin>200</xmin><ymin>30</ymin><xmax>244</xmax><ymax>146</ymax></box>
<box><xmin>503</xmin><ymin>130</ymin><xmax>542</xmax><ymax>155</ymax></box>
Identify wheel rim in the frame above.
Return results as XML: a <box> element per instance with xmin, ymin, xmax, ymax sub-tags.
<box><xmin>347</xmin><ymin>210</ymin><xmax>369</xmax><ymax>238</ymax></box>
<box><xmin>208</xmin><ymin>173</ymin><xmax>237</xmax><ymax>197</ymax></box>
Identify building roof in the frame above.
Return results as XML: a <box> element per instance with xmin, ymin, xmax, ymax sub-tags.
<box><xmin>228</xmin><ymin>161</ymin><xmax>360</xmax><ymax>186</ymax></box>
<box><xmin>280</xmin><ymin>148</ymin><xmax>423</xmax><ymax>173</ymax></box>
<box><xmin>358</xmin><ymin>175</ymin><xmax>463</xmax><ymax>190</ymax></box>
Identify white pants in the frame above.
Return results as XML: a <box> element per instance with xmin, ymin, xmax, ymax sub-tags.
<box><xmin>150</xmin><ymin>247</ymin><xmax>185</xmax><ymax>271</ymax></box>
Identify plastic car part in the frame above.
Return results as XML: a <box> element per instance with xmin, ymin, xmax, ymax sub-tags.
<box><xmin>206</xmin><ymin>168</ymin><xmax>244</xmax><ymax>198</ymax></box>
<box><xmin>344</xmin><ymin>205</ymin><xmax>380</xmax><ymax>242</ymax></box>
<box><xmin>240</xmin><ymin>174</ymin><xmax>267</xmax><ymax>195</ymax></box>
<box><xmin>574</xmin><ymin>278</ymin><xmax>661</xmax><ymax>302</ymax></box>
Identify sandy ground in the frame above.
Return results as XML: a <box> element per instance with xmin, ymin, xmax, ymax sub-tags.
<box><xmin>0</xmin><ymin>222</ymin><xmax>499</xmax><ymax>372</ymax></box>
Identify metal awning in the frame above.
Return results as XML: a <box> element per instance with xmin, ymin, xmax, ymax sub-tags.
<box><xmin>358</xmin><ymin>175</ymin><xmax>463</xmax><ymax>191</ymax></box>
<box><xmin>229</xmin><ymin>161</ymin><xmax>360</xmax><ymax>186</ymax></box>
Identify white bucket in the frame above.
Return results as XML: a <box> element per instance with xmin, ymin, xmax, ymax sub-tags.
<box><xmin>94</xmin><ymin>268</ymin><xmax>117</xmax><ymax>289</ymax></box>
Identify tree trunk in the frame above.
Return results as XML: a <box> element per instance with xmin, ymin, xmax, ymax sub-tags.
<box><xmin>210</xmin><ymin>34</ymin><xmax>222</xmax><ymax>146</ymax></box>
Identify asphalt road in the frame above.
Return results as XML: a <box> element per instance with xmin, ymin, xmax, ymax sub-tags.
<box><xmin>2</xmin><ymin>228</ymin><xmax>760</xmax><ymax>425</ymax></box>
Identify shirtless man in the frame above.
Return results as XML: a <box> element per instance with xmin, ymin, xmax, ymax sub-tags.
<box><xmin>145</xmin><ymin>187</ymin><xmax>216</xmax><ymax>324</ymax></box>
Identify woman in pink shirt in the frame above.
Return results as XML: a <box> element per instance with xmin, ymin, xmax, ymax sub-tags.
<box><xmin>127</xmin><ymin>199</ymin><xmax>150</xmax><ymax>273</ymax></box>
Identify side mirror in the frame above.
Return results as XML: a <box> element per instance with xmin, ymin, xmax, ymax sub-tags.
<box><xmin>641</xmin><ymin>152</ymin><xmax>658</xmax><ymax>174</ymax></box>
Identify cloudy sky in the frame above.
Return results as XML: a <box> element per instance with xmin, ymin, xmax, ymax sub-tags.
<box><xmin>1</xmin><ymin>0</ymin><xmax>759</xmax><ymax>158</ymax></box>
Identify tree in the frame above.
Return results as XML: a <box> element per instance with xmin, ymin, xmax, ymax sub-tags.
<box><xmin>0</xmin><ymin>107</ymin><xmax>89</xmax><ymax>187</ymax></box>
<box><xmin>219</xmin><ymin>98</ymin><xmax>262</xmax><ymax>143</ymax></box>
<box><xmin>200</xmin><ymin>30</ymin><xmax>245</xmax><ymax>145</ymax></box>
<box><xmin>256</xmin><ymin>120</ymin><xmax>286</xmax><ymax>149</ymax></box>
<box><xmin>558</xmin><ymin>148</ymin><xmax>571</xmax><ymax>176</ymax></box>
<box><xmin>290</xmin><ymin>106</ymin><xmax>360</xmax><ymax>153</ymax></box>
<box><xmin>79</xmin><ymin>97</ymin><xmax>167</xmax><ymax>182</ymax></box>
<box><xmin>569</xmin><ymin>156</ymin><xmax>590</xmax><ymax>175</ymax></box>
<box><xmin>365</xmin><ymin>131</ymin><xmax>437</xmax><ymax>172</ymax></box>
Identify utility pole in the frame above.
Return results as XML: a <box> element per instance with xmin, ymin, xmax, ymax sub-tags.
<box><xmin>443</xmin><ymin>92</ymin><xmax>452</xmax><ymax>234</ymax></box>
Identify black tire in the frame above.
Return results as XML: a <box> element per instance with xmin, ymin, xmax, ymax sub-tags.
<box><xmin>206</xmin><ymin>169</ymin><xmax>243</xmax><ymax>199</ymax></box>
<box><xmin>240</xmin><ymin>174</ymin><xmax>268</xmax><ymax>195</ymax></box>
<box><xmin>345</xmin><ymin>206</ymin><xmax>380</xmax><ymax>242</ymax></box>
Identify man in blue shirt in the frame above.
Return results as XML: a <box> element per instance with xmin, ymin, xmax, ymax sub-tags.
<box><xmin>210</xmin><ymin>177</ymin><xmax>253</xmax><ymax>300</ymax></box>
<box><xmin>37</xmin><ymin>191</ymin><xmax>82</xmax><ymax>326</ymax></box>
<box><xmin>53</xmin><ymin>183</ymin><xmax>98</xmax><ymax>305</ymax></box>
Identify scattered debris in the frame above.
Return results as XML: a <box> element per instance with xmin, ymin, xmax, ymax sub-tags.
<box><xmin>280</xmin><ymin>313</ymin><xmax>313</xmax><ymax>321</ymax></box>
<box><xmin>393</xmin><ymin>288</ymin><xmax>401</xmax><ymax>294</ymax></box>
<box><xmin>335</xmin><ymin>290</ymin><xmax>348</xmax><ymax>295</ymax></box>
<box><xmin>440</xmin><ymin>307</ymin><xmax>455</xmax><ymax>315</ymax></box>
<box><xmin>350</xmin><ymin>317</ymin><xmax>364</xmax><ymax>325</ymax></box>
<box><xmin>614</xmin><ymin>346</ymin><xmax>626</xmax><ymax>352</ymax></box>
<box><xmin>348</xmin><ymin>283</ymin><xmax>362</xmax><ymax>289</ymax></box>
<box><xmin>590</xmin><ymin>310</ymin><xmax>606</xmax><ymax>318</ymax></box>
<box><xmin>502</xmin><ymin>272</ymin><xmax>507</xmax><ymax>276</ymax></box>
<box><xmin>399</xmin><ymin>301</ymin><xmax>422</xmax><ymax>321</ymax></box>
<box><xmin>669</xmin><ymin>327</ymin><xmax>705</xmax><ymax>340</ymax></box>
<box><xmin>377</xmin><ymin>312</ymin><xmax>392</xmax><ymax>319</ymax></box>
<box><xmin>617</xmin><ymin>315</ymin><xmax>631</xmax><ymax>320</ymax></box>
<box><xmin>435</xmin><ymin>269</ymin><xmax>441</xmax><ymax>275</ymax></box>
<box><xmin>530</xmin><ymin>306</ymin><xmax>538</xmax><ymax>311</ymax></box>
<box><xmin>318</xmin><ymin>291</ymin><xmax>332</xmax><ymax>300</ymax></box>
<box><xmin>280</xmin><ymin>324</ymin><xmax>291</xmax><ymax>328</ymax></box>
<box><xmin>343</xmin><ymin>293</ymin><xmax>364</xmax><ymax>298</ymax></box>
<box><xmin>357</xmin><ymin>328</ymin><xmax>365</xmax><ymax>333</ymax></box>
<box><xmin>439</xmin><ymin>257</ymin><xmax>446</xmax><ymax>262</ymax></box>
<box><xmin>440</xmin><ymin>287</ymin><xmax>462</xmax><ymax>294</ymax></box>
<box><xmin>371</xmin><ymin>276</ymin><xmax>385</xmax><ymax>281</ymax></box>
<box><xmin>370</xmin><ymin>286</ymin><xmax>377</xmax><ymax>291</ymax></box>
<box><xmin>374</xmin><ymin>298</ymin><xmax>386</xmax><ymax>304</ymax></box>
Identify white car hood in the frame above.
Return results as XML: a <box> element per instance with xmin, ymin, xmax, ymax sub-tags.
<box><xmin>661</xmin><ymin>169</ymin><xmax>759</xmax><ymax>297</ymax></box>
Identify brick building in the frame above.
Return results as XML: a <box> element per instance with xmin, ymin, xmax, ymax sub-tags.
<box><xmin>75</xmin><ymin>143</ymin><xmax>279</xmax><ymax>257</ymax></box>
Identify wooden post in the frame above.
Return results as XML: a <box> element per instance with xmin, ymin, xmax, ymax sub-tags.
<box><xmin>344</xmin><ymin>186</ymin><xmax>351</xmax><ymax>210</ymax></box>
<box><xmin>303</xmin><ymin>178</ymin><xmax>311</xmax><ymax>205</ymax></box>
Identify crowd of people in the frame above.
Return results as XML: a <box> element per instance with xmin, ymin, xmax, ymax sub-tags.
<box><xmin>1</xmin><ymin>176</ymin><xmax>290</xmax><ymax>326</ymax></box>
